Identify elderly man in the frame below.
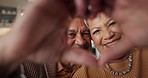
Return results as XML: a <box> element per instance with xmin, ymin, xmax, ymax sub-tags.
<box><xmin>56</xmin><ymin>17</ymin><xmax>91</xmax><ymax>78</ymax></box>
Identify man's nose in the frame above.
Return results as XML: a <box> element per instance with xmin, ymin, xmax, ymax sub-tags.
<box><xmin>75</xmin><ymin>34</ymin><xmax>86</xmax><ymax>45</ymax></box>
<box><xmin>103</xmin><ymin>29</ymin><xmax>115</xmax><ymax>40</ymax></box>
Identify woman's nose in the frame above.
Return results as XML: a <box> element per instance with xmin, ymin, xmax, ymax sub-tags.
<box><xmin>103</xmin><ymin>30</ymin><xmax>115</xmax><ymax>40</ymax></box>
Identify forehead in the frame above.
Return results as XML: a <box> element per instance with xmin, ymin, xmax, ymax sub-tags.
<box><xmin>69</xmin><ymin>18</ymin><xmax>88</xmax><ymax>31</ymax></box>
<box><xmin>88</xmin><ymin>13</ymin><xmax>111</xmax><ymax>29</ymax></box>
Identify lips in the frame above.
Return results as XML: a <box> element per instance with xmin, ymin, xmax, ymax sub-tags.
<box><xmin>103</xmin><ymin>37</ymin><xmax>121</xmax><ymax>47</ymax></box>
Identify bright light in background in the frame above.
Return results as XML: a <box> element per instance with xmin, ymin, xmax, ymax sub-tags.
<box><xmin>91</xmin><ymin>40</ymin><xmax>100</xmax><ymax>58</ymax></box>
<box><xmin>21</xmin><ymin>13</ymin><xmax>24</xmax><ymax>16</ymax></box>
<box><xmin>28</xmin><ymin>0</ymin><xmax>34</xmax><ymax>2</ymax></box>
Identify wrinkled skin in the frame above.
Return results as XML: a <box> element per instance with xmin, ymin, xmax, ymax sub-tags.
<box><xmin>88</xmin><ymin>13</ymin><xmax>122</xmax><ymax>55</ymax></box>
<box><xmin>61</xmin><ymin>17</ymin><xmax>92</xmax><ymax>72</ymax></box>
<box><xmin>67</xmin><ymin>17</ymin><xmax>91</xmax><ymax>51</ymax></box>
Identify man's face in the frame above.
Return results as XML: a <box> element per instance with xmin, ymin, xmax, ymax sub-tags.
<box><xmin>67</xmin><ymin>18</ymin><xmax>91</xmax><ymax>51</ymax></box>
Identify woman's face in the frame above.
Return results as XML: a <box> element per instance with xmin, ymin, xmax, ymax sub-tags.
<box><xmin>88</xmin><ymin>13</ymin><xmax>122</xmax><ymax>53</ymax></box>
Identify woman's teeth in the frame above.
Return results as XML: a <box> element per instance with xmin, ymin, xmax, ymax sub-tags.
<box><xmin>106</xmin><ymin>40</ymin><xmax>117</xmax><ymax>47</ymax></box>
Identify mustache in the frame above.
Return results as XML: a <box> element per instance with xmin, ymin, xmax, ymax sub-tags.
<box><xmin>72</xmin><ymin>44</ymin><xmax>89</xmax><ymax>50</ymax></box>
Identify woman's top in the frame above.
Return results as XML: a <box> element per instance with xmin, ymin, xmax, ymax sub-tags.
<box><xmin>73</xmin><ymin>48</ymin><xmax>148</xmax><ymax>78</ymax></box>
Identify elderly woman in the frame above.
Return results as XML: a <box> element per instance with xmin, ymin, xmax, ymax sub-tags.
<box><xmin>73</xmin><ymin>13</ymin><xmax>148</xmax><ymax>78</ymax></box>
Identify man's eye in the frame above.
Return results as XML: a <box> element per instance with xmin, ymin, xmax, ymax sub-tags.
<box><xmin>83</xmin><ymin>33</ymin><xmax>89</xmax><ymax>35</ymax></box>
<box><xmin>93</xmin><ymin>30</ymin><xmax>100</xmax><ymax>35</ymax></box>
<box><xmin>68</xmin><ymin>33</ymin><xmax>76</xmax><ymax>38</ymax></box>
<box><xmin>82</xmin><ymin>32</ymin><xmax>90</xmax><ymax>37</ymax></box>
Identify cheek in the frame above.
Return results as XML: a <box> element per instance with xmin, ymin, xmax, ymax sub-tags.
<box><xmin>85</xmin><ymin>37</ymin><xmax>91</xmax><ymax>46</ymax></box>
<box><xmin>67</xmin><ymin>39</ymin><xmax>75</xmax><ymax>47</ymax></box>
<box><xmin>112</xmin><ymin>26</ymin><xmax>122</xmax><ymax>35</ymax></box>
<box><xmin>91</xmin><ymin>35</ymin><xmax>102</xmax><ymax>48</ymax></box>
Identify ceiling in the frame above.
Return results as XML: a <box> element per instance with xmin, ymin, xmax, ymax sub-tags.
<box><xmin>0</xmin><ymin>0</ymin><xmax>28</xmax><ymax>7</ymax></box>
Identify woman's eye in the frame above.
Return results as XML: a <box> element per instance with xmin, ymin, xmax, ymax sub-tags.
<box><xmin>93</xmin><ymin>30</ymin><xmax>100</xmax><ymax>35</ymax></box>
<box><xmin>109</xmin><ymin>22</ymin><xmax>116</xmax><ymax>27</ymax></box>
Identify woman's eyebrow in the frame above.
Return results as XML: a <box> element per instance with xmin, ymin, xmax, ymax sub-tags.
<box><xmin>105</xmin><ymin>18</ymin><xmax>112</xmax><ymax>26</ymax></box>
<box><xmin>90</xmin><ymin>27</ymin><xmax>100</xmax><ymax>32</ymax></box>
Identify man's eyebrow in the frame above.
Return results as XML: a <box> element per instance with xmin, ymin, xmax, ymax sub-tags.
<box><xmin>68</xmin><ymin>30</ymin><xmax>75</xmax><ymax>33</ymax></box>
<box><xmin>84</xmin><ymin>29</ymin><xmax>89</xmax><ymax>32</ymax></box>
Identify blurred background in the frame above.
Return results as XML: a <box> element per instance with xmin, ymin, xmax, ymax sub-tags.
<box><xmin>0</xmin><ymin>0</ymin><xmax>29</xmax><ymax>35</ymax></box>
